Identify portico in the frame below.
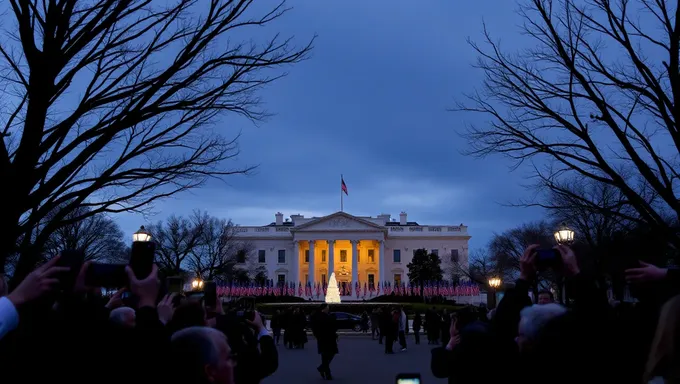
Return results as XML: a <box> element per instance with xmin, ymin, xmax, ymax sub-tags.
<box><xmin>290</xmin><ymin>212</ymin><xmax>387</xmax><ymax>290</ymax></box>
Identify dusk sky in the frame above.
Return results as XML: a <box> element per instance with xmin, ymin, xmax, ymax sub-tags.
<box><xmin>116</xmin><ymin>0</ymin><xmax>546</xmax><ymax>250</ymax></box>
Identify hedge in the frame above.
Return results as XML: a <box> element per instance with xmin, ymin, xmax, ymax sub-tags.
<box><xmin>254</xmin><ymin>301</ymin><xmax>463</xmax><ymax>316</ymax></box>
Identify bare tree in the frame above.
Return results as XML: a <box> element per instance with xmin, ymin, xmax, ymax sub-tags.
<box><xmin>488</xmin><ymin>221</ymin><xmax>554</xmax><ymax>275</ymax></box>
<box><xmin>457</xmin><ymin>0</ymin><xmax>680</xmax><ymax>247</ymax></box>
<box><xmin>521</xmin><ymin>174</ymin><xmax>635</xmax><ymax>249</ymax></box>
<box><xmin>449</xmin><ymin>248</ymin><xmax>503</xmax><ymax>285</ymax></box>
<box><xmin>150</xmin><ymin>213</ymin><xmax>205</xmax><ymax>275</ymax></box>
<box><xmin>43</xmin><ymin>206</ymin><xmax>127</xmax><ymax>262</ymax></box>
<box><xmin>187</xmin><ymin>214</ymin><xmax>242</xmax><ymax>280</ymax></box>
<box><xmin>0</xmin><ymin>0</ymin><xmax>313</xmax><ymax>278</ymax></box>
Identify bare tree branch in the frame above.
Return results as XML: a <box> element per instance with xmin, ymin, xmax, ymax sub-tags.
<box><xmin>456</xmin><ymin>0</ymin><xmax>680</xmax><ymax>246</ymax></box>
<box><xmin>0</xmin><ymin>0</ymin><xmax>313</xmax><ymax>276</ymax></box>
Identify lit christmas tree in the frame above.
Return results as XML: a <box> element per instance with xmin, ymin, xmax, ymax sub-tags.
<box><xmin>325</xmin><ymin>272</ymin><xmax>341</xmax><ymax>303</ymax></box>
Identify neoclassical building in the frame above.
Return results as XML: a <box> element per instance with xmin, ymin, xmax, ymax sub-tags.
<box><xmin>235</xmin><ymin>211</ymin><xmax>470</xmax><ymax>292</ymax></box>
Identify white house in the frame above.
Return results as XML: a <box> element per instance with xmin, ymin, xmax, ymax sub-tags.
<box><xmin>234</xmin><ymin>211</ymin><xmax>470</xmax><ymax>293</ymax></box>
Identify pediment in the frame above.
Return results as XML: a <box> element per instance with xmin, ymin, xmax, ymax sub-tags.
<box><xmin>292</xmin><ymin>212</ymin><xmax>385</xmax><ymax>232</ymax></box>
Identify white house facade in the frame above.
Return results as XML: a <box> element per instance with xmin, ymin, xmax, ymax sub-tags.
<box><xmin>234</xmin><ymin>211</ymin><xmax>470</xmax><ymax>291</ymax></box>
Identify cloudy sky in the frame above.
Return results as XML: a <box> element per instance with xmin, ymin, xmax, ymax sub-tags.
<box><xmin>116</xmin><ymin>0</ymin><xmax>546</xmax><ymax>250</ymax></box>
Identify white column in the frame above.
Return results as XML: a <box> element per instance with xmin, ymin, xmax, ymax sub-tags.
<box><xmin>351</xmin><ymin>240</ymin><xmax>359</xmax><ymax>288</ymax></box>
<box><xmin>308</xmin><ymin>240</ymin><xmax>316</xmax><ymax>285</ymax></box>
<box><xmin>379</xmin><ymin>240</ymin><xmax>385</xmax><ymax>287</ymax></box>
<box><xmin>327</xmin><ymin>240</ymin><xmax>335</xmax><ymax>280</ymax></box>
<box><xmin>293</xmin><ymin>240</ymin><xmax>300</xmax><ymax>285</ymax></box>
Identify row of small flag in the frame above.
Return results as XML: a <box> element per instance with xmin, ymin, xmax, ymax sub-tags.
<box><xmin>214</xmin><ymin>280</ymin><xmax>481</xmax><ymax>298</ymax></box>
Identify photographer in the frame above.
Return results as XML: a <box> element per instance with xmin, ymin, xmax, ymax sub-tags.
<box><xmin>211</xmin><ymin>303</ymin><xmax>278</xmax><ymax>384</ymax></box>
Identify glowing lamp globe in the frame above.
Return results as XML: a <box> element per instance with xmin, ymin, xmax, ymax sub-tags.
<box><xmin>488</xmin><ymin>277</ymin><xmax>502</xmax><ymax>289</ymax></box>
<box><xmin>554</xmin><ymin>222</ymin><xmax>575</xmax><ymax>244</ymax></box>
<box><xmin>133</xmin><ymin>226</ymin><xmax>152</xmax><ymax>243</ymax></box>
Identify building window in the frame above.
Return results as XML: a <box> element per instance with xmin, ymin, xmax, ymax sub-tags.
<box><xmin>431</xmin><ymin>249</ymin><xmax>439</xmax><ymax>256</ymax></box>
<box><xmin>340</xmin><ymin>250</ymin><xmax>347</xmax><ymax>263</ymax></box>
<box><xmin>236</xmin><ymin>250</ymin><xmax>246</xmax><ymax>263</ymax></box>
<box><xmin>278</xmin><ymin>249</ymin><xmax>286</xmax><ymax>263</ymax></box>
<box><xmin>393</xmin><ymin>249</ymin><xmax>401</xmax><ymax>263</ymax></box>
<box><xmin>394</xmin><ymin>274</ymin><xmax>402</xmax><ymax>286</ymax></box>
<box><xmin>258</xmin><ymin>250</ymin><xmax>266</xmax><ymax>263</ymax></box>
<box><xmin>277</xmin><ymin>274</ymin><xmax>286</xmax><ymax>284</ymax></box>
<box><xmin>305</xmin><ymin>274</ymin><xmax>309</xmax><ymax>283</ymax></box>
<box><xmin>368</xmin><ymin>249</ymin><xmax>375</xmax><ymax>263</ymax></box>
<box><xmin>451</xmin><ymin>249</ymin><xmax>459</xmax><ymax>263</ymax></box>
<box><xmin>305</xmin><ymin>250</ymin><xmax>310</xmax><ymax>263</ymax></box>
<box><xmin>368</xmin><ymin>274</ymin><xmax>375</xmax><ymax>289</ymax></box>
<box><xmin>321</xmin><ymin>274</ymin><xmax>327</xmax><ymax>283</ymax></box>
<box><xmin>322</xmin><ymin>250</ymin><xmax>327</xmax><ymax>262</ymax></box>
<box><xmin>357</xmin><ymin>250</ymin><xmax>360</xmax><ymax>263</ymax></box>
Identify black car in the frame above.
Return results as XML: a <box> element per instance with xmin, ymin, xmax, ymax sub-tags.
<box><xmin>331</xmin><ymin>312</ymin><xmax>363</xmax><ymax>332</ymax></box>
<box><xmin>304</xmin><ymin>311</ymin><xmax>363</xmax><ymax>332</ymax></box>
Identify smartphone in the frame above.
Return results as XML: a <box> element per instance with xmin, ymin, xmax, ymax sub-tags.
<box><xmin>167</xmin><ymin>276</ymin><xmax>184</xmax><ymax>294</ymax></box>
<box><xmin>396</xmin><ymin>373</ymin><xmax>421</xmax><ymax>384</ymax></box>
<box><xmin>204</xmin><ymin>281</ymin><xmax>217</xmax><ymax>306</ymax></box>
<box><xmin>57</xmin><ymin>249</ymin><xmax>85</xmax><ymax>290</ymax></box>
<box><xmin>535</xmin><ymin>248</ymin><xmax>560</xmax><ymax>270</ymax></box>
<box><xmin>129</xmin><ymin>241</ymin><xmax>155</xmax><ymax>279</ymax></box>
<box><xmin>85</xmin><ymin>263</ymin><xmax>127</xmax><ymax>288</ymax></box>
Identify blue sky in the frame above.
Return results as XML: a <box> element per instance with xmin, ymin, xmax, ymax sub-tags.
<box><xmin>116</xmin><ymin>0</ymin><xmax>546</xmax><ymax>250</ymax></box>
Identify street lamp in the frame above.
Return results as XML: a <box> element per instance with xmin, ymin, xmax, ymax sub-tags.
<box><xmin>192</xmin><ymin>279</ymin><xmax>204</xmax><ymax>290</ymax></box>
<box><xmin>488</xmin><ymin>277</ymin><xmax>502</xmax><ymax>289</ymax></box>
<box><xmin>133</xmin><ymin>226</ymin><xmax>152</xmax><ymax>243</ymax></box>
<box><xmin>487</xmin><ymin>277</ymin><xmax>502</xmax><ymax>309</ymax></box>
<box><xmin>554</xmin><ymin>222</ymin><xmax>575</xmax><ymax>244</ymax></box>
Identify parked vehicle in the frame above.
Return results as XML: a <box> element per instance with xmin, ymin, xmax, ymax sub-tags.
<box><xmin>331</xmin><ymin>312</ymin><xmax>363</xmax><ymax>332</ymax></box>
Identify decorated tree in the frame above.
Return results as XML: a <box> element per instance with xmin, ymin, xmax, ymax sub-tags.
<box><xmin>325</xmin><ymin>273</ymin><xmax>341</xmax><ymax>303</ymax></box>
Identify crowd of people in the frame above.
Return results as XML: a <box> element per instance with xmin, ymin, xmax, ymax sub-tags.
<box><xmin>430</xmin><ymin>244</ymin><xmax>680</xmax><ymax>384</ymax></box>
<box><xmin>0</xmin><ymin>243</ymin><xmax>679</xmax><ymax>384</ymax></box>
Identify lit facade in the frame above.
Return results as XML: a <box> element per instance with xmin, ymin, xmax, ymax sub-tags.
<box><xmin>235</xmin><ymin>211</ymin><xmax>470</xmax><ymax>293</ymax></box>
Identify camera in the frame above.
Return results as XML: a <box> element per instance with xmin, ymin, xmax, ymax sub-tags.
<box><xmin>534</xmin><ymin>248</ymin><xmax>560</xmax><ymax>271</ymax></box>
<box><xmin>82</xmin><ymin>241</ymin><xmax>156</xmax><ymax>288</ymax></box>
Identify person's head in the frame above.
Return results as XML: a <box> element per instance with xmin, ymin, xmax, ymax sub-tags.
<box><xmin>644</xmin><ymin>294</ymin><xmax>680</xmax><ymax>383</ymax></box>
<box><xmin>517</xmin><ymin>303</ymin><xmax>567</xmax><ymax>352</ymax></box>
<box><xmin>109</xmin><ymin>307</ymin><xmax>135</xmax><ymax>328</ymax></box>
<box><xmin>171</xmin><ymin>326</ymin><xmax>236</xmax><ymax>384</ymax></box>
<box><xmin>320</xmin><ymin>303</ymin><xmax>329</xmax><ymax>313</ymax></box>
<box><xmin>537</xmin><ymin>290</ymin><xmax>554</xmax><ymax>305</ymax></box>
<box><xmin>169</xmin><ymin>301</ymin><xmax>207</xmax><ymax>333</ymax></box>
<box><xmin>275</xmin><ymin>309</ymin><xmax>280</xmax><ymax>314</ymax></box>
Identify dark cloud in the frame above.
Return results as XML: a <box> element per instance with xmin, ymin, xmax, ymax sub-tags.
<box><xmin>115</xmin><ymin>1</ymin><xmax>546</xmax><ymax>251</ymax></box>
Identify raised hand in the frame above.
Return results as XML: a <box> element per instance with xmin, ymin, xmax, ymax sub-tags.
<box><xmin>247</xmin><ymin>311</ymin><xmax>266</xmax><ymax>332</ymax></box>
<box><xmin>446</xmin><ymin>318</ymin><xmax>459</xmax><ymax>350</ymax></box>
<box><xmin>519</xmin><ymin>244</ymin><xmax>540</xmax><ymax>281</ymax></box>
<box><xmin>73</xmin><ymin>261</ymin><xmax>94</xmax><ymax>294</ymax></box>
<box><xmin>625</xmin><ymin>261</ymin><xmax>667</xmax><ymax>283</ymax></box>
<box><xmin>7</xmin><ymin>256</ymin><xmax>69</xmax><ymax>307</ymax></box>
<box><xmin>157</xmin><ymin>293</ymin><xmax>176</xmax><ymax>325</ymax></box>
<box><xmin>555</xmin><ymin>244</ymin><xmax>580</xmax><ymax>277</ymax></box>
<box><xmin>125</xmin><ymin>264</ymin><xmax>160</xmax><ymax>308</ymax></box>
<box><xmin>105</xmin><ymin>288</ymin><xmax>126</xmax><ymax>310</ymax></box>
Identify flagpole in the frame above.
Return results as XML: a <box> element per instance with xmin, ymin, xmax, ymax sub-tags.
<box><xmin>340</xmin><ymin>174</ymin><xmax>344</xmax><ymax>212</ymax></box>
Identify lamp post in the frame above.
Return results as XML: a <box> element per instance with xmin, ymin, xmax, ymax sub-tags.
<box><xmin>133</xmin><ymin>226</ymin><xmax>152</xmax><ymax>243</ymax></box>
<box><xmin>554</xmin><ymin>222</ymin><xmax>575</xmax><ymax>245</ymax></box>
<box><xmin>487</xmin><ymin>277</ymin><xmax>502</xmax><ymax>309</ymax></box>
<box><xmin>192</xmin><ymin>278</ymin><xmax>204</xmax><ymax>290</ymax></box>
<box><xmin>131</xmin><ymin>225</ymin><xmax>155</xmax><ymax>279</ymax></box>
<box><xmin>554</xmin><ymin>222</ymin><xmax>575</xmax><ymax>304</ymax></box>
